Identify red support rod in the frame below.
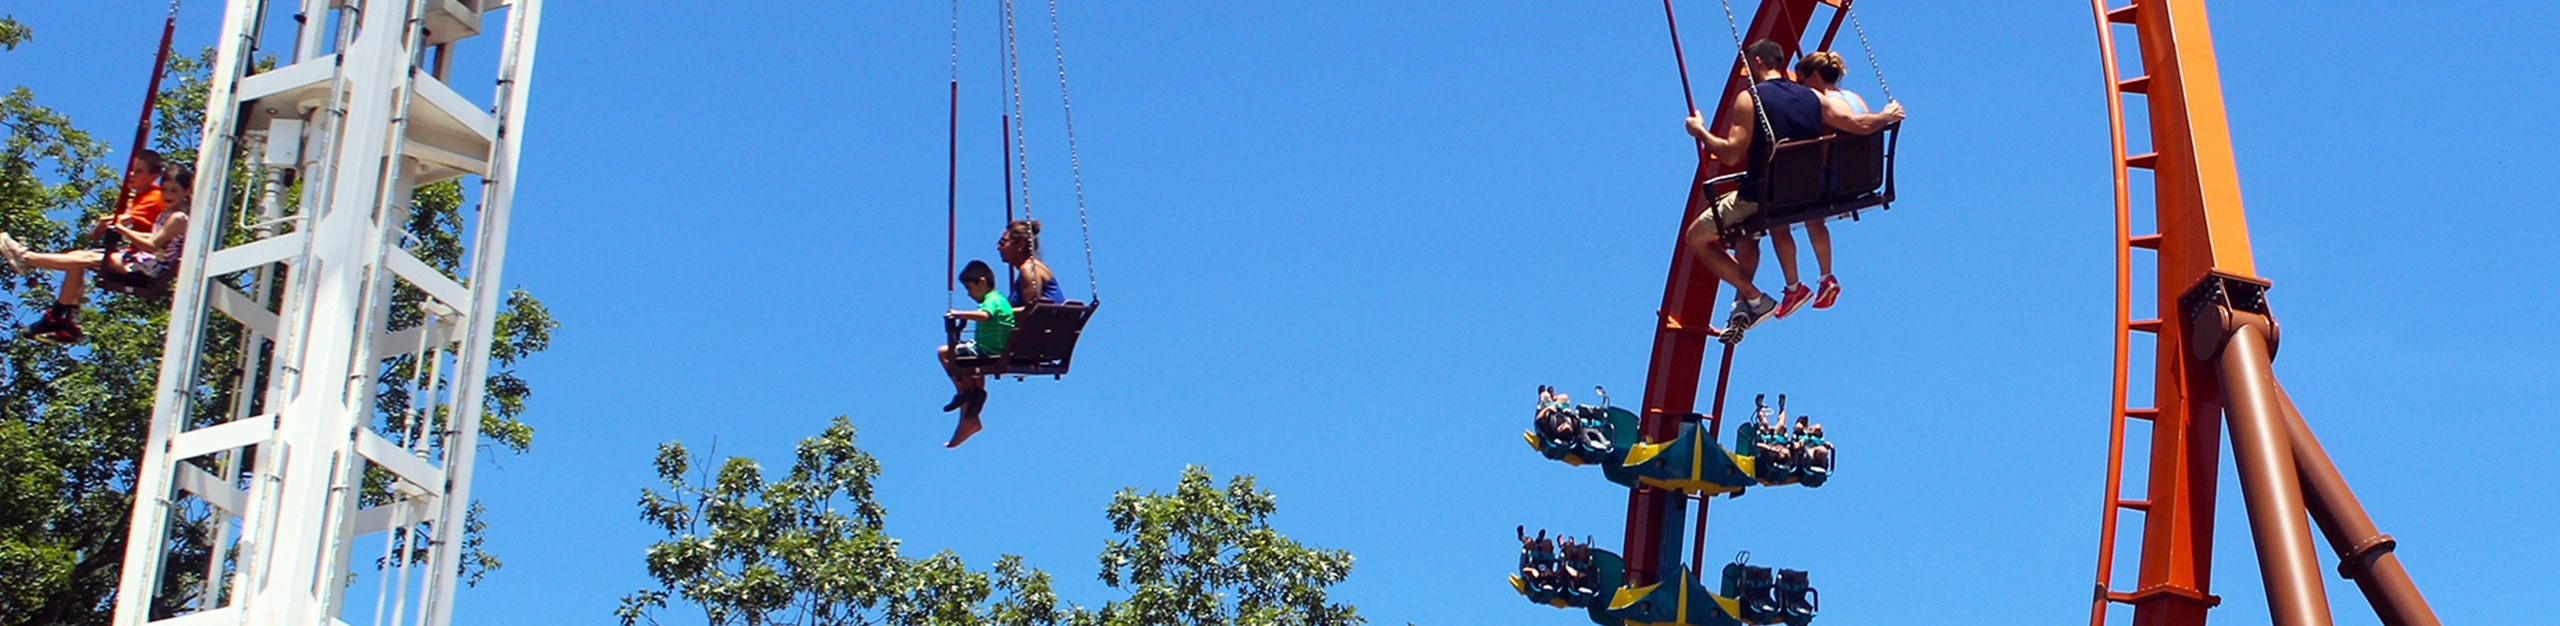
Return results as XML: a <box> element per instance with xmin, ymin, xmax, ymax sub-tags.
<box><xmin>1001</xmin><ymin>113</ymin><xmax>1013</xmax><ymax>224</ymax></box>
<box><xmin>948</xmin><ymin>79</ymin><xmax>960</xmax><ymax>292</ymax></box>
<box><xmin>109</xmin><ymin>10</ymin><xmax>181</xmax><ymax>226</ymax></box>
<box><xmin>1661</xmin><ymin>0</ymin><xmax>1699</xmax><ymax>115</ymax></box>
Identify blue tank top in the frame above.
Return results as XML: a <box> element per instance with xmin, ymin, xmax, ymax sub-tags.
<box><xmin>1739</xmin><ymin>78</ymin><xmax>1825</xmax><ymax>202</ymax></box>
<box><xmin>1011</xmin><ymin>276</ymin><xmax>1065</xmax><ymax>307</ymax></box>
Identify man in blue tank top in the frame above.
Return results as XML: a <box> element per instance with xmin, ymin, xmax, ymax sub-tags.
<box><xmin>1680</xmin><ymin>39</ymin><xmax>1828</xmax><ymax>333</ymax></box>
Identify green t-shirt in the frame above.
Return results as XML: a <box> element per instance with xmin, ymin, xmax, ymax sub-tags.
<box><xmin>974</xmin><ymin>290</ymin><xmax>1015</xmax><ymax>354</ymax></box>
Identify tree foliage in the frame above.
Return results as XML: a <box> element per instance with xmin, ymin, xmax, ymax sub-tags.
<box><xmin>619</xmin><ymin>420</ymin><xmax>1363</xmax><ymax>626</ymax></box>
<box><xmin>0</xmin><ymin>30</ymin><xmax>557</xmax><ymax>625</ymax></box>
<box><xmin>1086</xmin><ymin>467</ymin><xmax>1360</xmax><ymax>626</ymax></box>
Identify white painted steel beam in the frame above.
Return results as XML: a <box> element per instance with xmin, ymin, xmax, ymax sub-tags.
<box><xmin>113</xmin><ymin>1</ymin><xmax>541</xmax><ymax>625</ymax></box>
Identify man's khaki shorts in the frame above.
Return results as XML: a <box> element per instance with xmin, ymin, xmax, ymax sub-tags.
<box><xmin>1688</xmin><ymin>190</ymin><xmax>1761</xmax><ymax>242</ymax></box>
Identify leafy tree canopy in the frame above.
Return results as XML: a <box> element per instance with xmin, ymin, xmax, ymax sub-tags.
<box><xmin>620</xmin><ymin>418</ymin><xmax>1364</xmax><ymax>626</ymax></box>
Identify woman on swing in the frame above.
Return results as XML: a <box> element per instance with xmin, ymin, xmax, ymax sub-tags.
<box><xmin>998</xmin><ymin>219</ymin><xmax>1064</xmax><ymax>306</ymax></box>
<box><xmin>1768</xmin><ymin>51</ymin><xmax>1904</xmax><ymax>318</ymax></box>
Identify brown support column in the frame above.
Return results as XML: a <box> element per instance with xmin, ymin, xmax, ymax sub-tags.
<box><xmin>2214</xmin><ymin>325</ymin><xmax>2333</xmax><ymax>626</ymax></box>
<box><xmin>2272</xmin><ymin>382</ymin><xmax>2442</xmax><ymax>626</ymax></box>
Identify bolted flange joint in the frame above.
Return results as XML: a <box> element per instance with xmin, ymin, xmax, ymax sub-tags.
<box><xmin>2180</xmin><ymin>271</ymin><xmax>2278</xmax><ymax>362</ymax></box>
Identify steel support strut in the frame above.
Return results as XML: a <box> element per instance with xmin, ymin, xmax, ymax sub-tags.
<box><xmin>2273</xmin><ymin>382</ymin><xmax>2440</xmax><ymax>626</ymax></box>
<box><xmin>2207</xmin><ymin>323</ymin><xmax>2331</xmax><ymax>626</ymax></box>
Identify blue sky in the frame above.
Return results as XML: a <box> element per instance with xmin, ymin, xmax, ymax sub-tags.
<box><xmin>8</xmin><ymin>1</ymin><xmax>2559</xmax><ymax>624</ymax></box>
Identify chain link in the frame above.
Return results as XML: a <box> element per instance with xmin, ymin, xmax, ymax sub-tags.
<box><xmin>1046</xmin><ymin>0</ymin><xmax>1099</xmax><ymax>299</ymax></box>
<box><xmin>1719</xmin><ymin>0</ymin><xmax>1780</xmax><ymax>195</ymax></box>
<box><xmin>1004</xmin><ymin>0</ymin><xmax>1032</xmax><ymax>220</ymax></box>
<box><xmin>1848</xmin><ymin>5</ymin><xmax>1892</xmax><ymax>103</ymax></box>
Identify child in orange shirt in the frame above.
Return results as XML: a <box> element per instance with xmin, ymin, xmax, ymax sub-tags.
<box><xmin>1</xmin><ymin>153</ymin><xmax>188</xmax><ymax>344</ymax></box>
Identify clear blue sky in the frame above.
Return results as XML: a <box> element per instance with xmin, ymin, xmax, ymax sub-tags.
<box><xmin>9</xmin><ymin>1</ymin><xmax>2559</xmax><ymax>624</ymax></box>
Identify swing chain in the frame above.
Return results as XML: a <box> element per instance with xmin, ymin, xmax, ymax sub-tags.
<box><xmin>1718</xmin><ymin>0</ymin><xmax>1781</xmax><ymax>188</ymax></box>
<box><xmin>1847</xmin><ymin>5</ymin><xmax>1892</xmax><ymax>103</ymax></box>
<box><xmin>1046</xmin><ymin>0</ymin><xmax>1099</xmax><ymax>299</ymax></box>
<box><xmin>1003</xmin><ymin>0</ymin><xmax>1032</xmax><ymax>221</ymax></box>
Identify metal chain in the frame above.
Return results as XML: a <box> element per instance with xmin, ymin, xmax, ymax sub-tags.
<box><xmin>1719</xmin><ymin>0</ymin><xmax>1779</xmax><ymax>205</ymax></box>
<box><xmin>1046</xmin><ymin>0</ymin><xmax>1099</xmax><ymax>299</ymax></box>
<box><xmin>1848</xmin><ymin>5</ymin><xmax>1892</xmax><ymax>103</ymax></box>
<box><xmin>1004</xmin><ymin>0</ymin><xmax>1032</xmax><ymax>220</ymax></box>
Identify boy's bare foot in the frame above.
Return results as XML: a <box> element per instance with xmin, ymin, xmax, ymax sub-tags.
<box><xmin>945</xmin><ymin>415</ymin><xmax>983</xmax><ymax>448</ymax></box>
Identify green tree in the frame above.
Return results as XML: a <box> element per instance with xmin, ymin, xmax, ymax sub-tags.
<box><xmin>618</xmin><ymin>420</ymin><xmax>1363</xmax><ymax>626</ymax></box>
<box><xmin>1086</xmin><ymin>467</ymin><xmax>1360</xmax><ymax>626</ymax></box>
<box><xmin>0</xmin><ymin>29</ymin><xmax>557</xmax><ymax>624</ymax></box>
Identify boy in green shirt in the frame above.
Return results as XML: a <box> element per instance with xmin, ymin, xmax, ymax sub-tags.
<box><xmin>937</xmin><ymin>260</ymin><xmax>1014</xmax><ymax>447</ymax></box>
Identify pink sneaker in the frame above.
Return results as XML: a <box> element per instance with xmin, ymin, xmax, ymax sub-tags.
<box><xmin>1811</xmin><ymin>275</ymin><xmax>1841</xmax><ymax>309</ymax></box>
<box><xmin>1774</xmin><ymin>283</ymin><xmax>1813</xmax><ymax>319</ymax></box>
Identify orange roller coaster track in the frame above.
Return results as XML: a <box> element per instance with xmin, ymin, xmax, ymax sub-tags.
<box><xmin>2077</xmin><ymin>1</ymin><xmax>2443</xmax><ymax>626</ymax></box>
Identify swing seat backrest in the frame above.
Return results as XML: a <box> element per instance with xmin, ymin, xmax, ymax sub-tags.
<box><xmin>1754</xmin><ymin>138</ymin><xmax>1835</xmax><ymax>212</ymax></box>
<box><xmin>1737</xmin><ymin>122</ymin><xmax>1903</xmax><ymax>230</ymax></box>
<box><xmin>951</xmin><ymin>300</ymin><xmax>1097</xmax><ymax>377</ymax></box>
<box><xmin>97</xmin><ymin>266</ymin><xmax>174</xmax><ymax>301</ymax></box>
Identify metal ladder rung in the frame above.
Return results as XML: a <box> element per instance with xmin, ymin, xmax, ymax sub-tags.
<box><xmin>2125</xmin><ymin>152</ymin><xmax>2159</xmax><ymax>169</ymax></box>
<box><xmin>2107</xmin><ymin>4</ymin><xmax>2139</xmax><ymax>24</ymax></box>
<box><xmin>2117</xmin><ymin>75</ymin><xmax>2150</xmax><ymax>95</ymax></box>
<box><xmin>2124</xmin><ymin>407</ymin><xmax>2159</xmax><ymax>421</ymax></box>
<box><xmin>2128</xmin><ymin>234</ymin><xmax>2161</xmax><ymax>250</ymax></box>
<box><xmin>2129</xmin><ymin>319</ymin><xmax>2161</xmax><ymax>334</ymax></box>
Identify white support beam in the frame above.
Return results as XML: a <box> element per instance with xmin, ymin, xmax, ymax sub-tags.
<box><xmin>202</xmin><ymin>231</ymin><xmax>307</xmax><ymax>278</ymax></box>
<box><xmin>354</xmin><ymin>428</ymin><xmax>445</xmax><ymax>492</ymax></box>
<box><xmin>208</xmin><ymin>285</ymin><xmax>281</xmax><ymax>338</ymax></box>
<box><xmin>348</xmin><ymin>498</ymin><xmax>438</xmax><ymax>536</ymax></box>
<box><xmin>386</xmin><ymin>249</ymin><xmax>472</xmax><ymax>311</ymax></box>
<box><xmin>166</xmin><ymin>417</ymin><xmax>275</xmax><ymax>463</ymax></box>
<box><xmin>174</xmin><ymin>463</ymin><xmax>250</xmax><ymax>517</ymax></box>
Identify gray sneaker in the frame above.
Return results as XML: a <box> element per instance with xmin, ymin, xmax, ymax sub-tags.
<box><xmin>0</xmin><ymin>233</ymin><xmax>30</xmax><ymax>275</ymax></box>
<box><xmin>1728</xmin><ymin>292</ymin><xmax>1779</xmax><ymax>333</ymax></box>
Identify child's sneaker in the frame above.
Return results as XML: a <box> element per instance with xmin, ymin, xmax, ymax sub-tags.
<box><xmin>1774</xmin><ymin>283</ymin><xmax>1813</xmax><ymax>319</ymax></box>
<box><xmin>1810</xmin><ymin>275</ymin><xmax>1841</xmax><ymax>309</ymax></box>
<box><xmin>25</xmin><ymin>304</ymin><xmax>83</xmax><ymax>345</ymax></box>
<box><xmin>0</xmin><ymin>232</ymin><xmax>31</xmax><ymax>275</ymax></box>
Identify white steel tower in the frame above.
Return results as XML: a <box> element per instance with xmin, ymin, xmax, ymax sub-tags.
<box><xmin>110</xmin><ymin>1</ymin><xmax>542</xmax><ymax>625</ymax></box>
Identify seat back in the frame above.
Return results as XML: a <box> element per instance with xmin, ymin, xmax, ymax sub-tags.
<box><xmin>1755</xmin><ymin>138</ymin><xmax>1835</xmax><ymax>213</ymax></box>
<box><xmin>1828</xmin><ymin>130</ymin><xmax>1886</xmax><ymax>199</ymax></box>
<box><xmin>97</xmin><ymin>268</ymin><xmax>174</xmax><ymax>300</ymax></box>
<box><xmin>997</xmin><ymin>300</ymin><xmax>1096</xmax><ymax>375</ymax></box>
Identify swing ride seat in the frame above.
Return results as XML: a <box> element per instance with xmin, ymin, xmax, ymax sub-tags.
<box><xmin>1511</xmin><ymin>545</ymin><xmax>1630</xmax><ymax>626</ymax></box>
<box><xmin>945</xmin><ymin>300</ymin><xmax>1098</xmax><ymax>378</ymax></box>
<box><xmin>96</xmin><ymin>267</ymin><xmax>175</xmax><ymax>301</ymax></box>
<box><xmin>1526</xmin><ymin>406</ymin><xmax>1640</xmax><ymax>467</ymax></box>
<box><xmin>1710</xmin><ymin>122</ymin><xmax>1901</xmax><ymax>235</ymax></box>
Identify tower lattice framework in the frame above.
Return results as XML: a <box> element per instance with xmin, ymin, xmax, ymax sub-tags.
<box><xmin>110</xmin><ymin>1</ymin><xmax>543</xmax><ymax>625</ymax></box>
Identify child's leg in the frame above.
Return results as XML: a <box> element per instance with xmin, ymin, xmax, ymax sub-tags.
<box><xmin>1769</xmin><ymin>228</ymin><xmax>1803</xmax><ymax>287</ymax></box>
<box><xmin>1806</xmin><ymin>221</ymin><xmax>1834</xmax><ymax>278</ymax></box>
<box><xmin>937</xmin><ymin>345</ymin><xmax>970</xmax><ymax>393</ymax></box>
<box><xmin>18</xmin><ymin>249</ymin><xmax>106</xmax><ymax>272</ymax></box>
<box><xmin>57</xmin><ymin>267</ymin><xmax>87</xmax><ymax>307</ymax></box>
